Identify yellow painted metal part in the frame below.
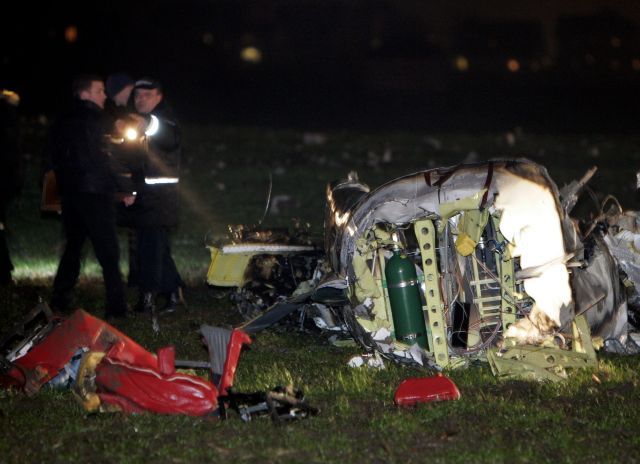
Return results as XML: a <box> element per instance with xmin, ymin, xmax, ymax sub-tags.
<box><xmin>374</xmin><ymin>248</ymin><xmax>393</xmax><ymax>325</ymax></box>
<box><xmin>458</xmin><ymin>209</ymin><xmax>490</xmax><ymax>247</ymax></box>
<box><xmin>438</xmin><ymin>189</ymin><xmax>486</xmax><ymax>232</ymax></box>
<box><xmin>487</xmin><ymin>315</ymin><xmax>597</xmax><ymax>381</ymax></box>
<box><xmin>352</xmin><ymin>251</ymin><xmax>382</xmax><ymax>301</ymax></box>
<box><xmin>206</xmin><ymin>246</ymin><xmax>253</xmax><ymax>287</ymax></box>
<box><xmin>572</xmin><ymin>311</ymin><xmax>597</xmax><ymax>360</ymax></box>
<box><xmin>414</xmin><ymin>219</ymin><xmax>450</xmax><ymax>366</ymax></box>
<box><xmin>353</xmin><ymin>234</ymin><xmax>393</xmax><ymax>330</ymax></box>
<box><xmin>492</xmin><ymin>215</ymin><xmax>518</xmax><ymax>331</ymax></box>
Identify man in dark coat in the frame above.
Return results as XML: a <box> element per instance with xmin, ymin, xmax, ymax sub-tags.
<box><xmin>0</xmin><ymin>88</ymin><xmax>22</xmax><ymax>285</ymax></box>
<box><xmin>124</xmin><ymin>77</ymin><xmax>183</xmax><ymax>314</ymax></box>
<box><xmin>104</xmin><ymin>72</ymin><xmax>141</xmax><ymax>288</ymax></box>
<box><xmin>48</xmin><ymin>74</ymin><xmax>128</xmax><ymax>319</ymax></box>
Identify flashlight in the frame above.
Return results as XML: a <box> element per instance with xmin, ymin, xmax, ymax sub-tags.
<box><xmin>124</xmin><ymin>127</ymin><xmax>139</xmax><ymax>141</ymax></box>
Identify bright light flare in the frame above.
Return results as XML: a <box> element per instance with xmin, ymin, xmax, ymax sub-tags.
<box><xmin>125</xmin><ymin>127</ymin><xmax>138</xmax><ymax>141</ymax></box>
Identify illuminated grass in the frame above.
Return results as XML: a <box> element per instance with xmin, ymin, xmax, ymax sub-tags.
<box><xmin>2</xmin><ymin>124</ymin><xmax>640</xmax><ymax>463</ymax></box>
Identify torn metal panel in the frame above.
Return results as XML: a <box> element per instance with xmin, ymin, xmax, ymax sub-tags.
<box><xmin>207</xmin><ymin>246</ymin><xmax>254</xmax><ymax>287</ymax></box>
<box><xmin>601</xmin><ymin>208</ymin><xmax>640</xmax><ymax>331</ymax></box>
<box><xmin>487</xmin><ymin>315</ymin><xmax>597</xmax><ymax>382</ymax></box>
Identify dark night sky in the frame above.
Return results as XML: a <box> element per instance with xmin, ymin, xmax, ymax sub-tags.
<box><xmin>3</xmin><ymin>0</ymin><xmax>640</xmax><ymax>130</ymax></box>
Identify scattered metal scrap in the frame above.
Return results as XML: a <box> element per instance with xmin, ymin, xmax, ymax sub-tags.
<box><xmin>220</xmin><ymin>385</ymin><xmax>319</xmax><ymax>423</ymax></box>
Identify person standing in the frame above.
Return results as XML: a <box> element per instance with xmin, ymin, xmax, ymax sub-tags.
<box><xmin>0</xmin><ymin>88</ymin><xmax>22</xmax><ymax>285</ymax></box>
<box><xmin>104</xmin><ymin>72</ymin><xmax>141</xmax><ymax>288</ymax></box>
<box><xmin>126</xmin><ymin>77</ymin><xmax>183</xmax><ymax>314</ymax></box>
<box><xmin>48</xmin><ymin>74</ymin><xmax>128</xmax><ymax>319</ymax></box>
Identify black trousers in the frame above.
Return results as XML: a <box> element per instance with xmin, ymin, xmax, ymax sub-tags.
<box><xmin>126</xmin><ymin>228</ymin><xmax>139</xmax><ymax>287</ymax></box>
<box><xmin>136</xmin><ymin>226</ymin><xmax>182</xmax><ymax>295</ymax></box>
<box><xmin>0</xmin><ymin>199</ymin><xmax>13</xmax><ymax>284</ymax></box>
<box><xmin>52</xmin><ymin>194</ymin><xmax>127</xmax><ymax>315</ymax></box>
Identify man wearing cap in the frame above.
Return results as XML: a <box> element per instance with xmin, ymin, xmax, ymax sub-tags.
<box><xmin>126</xmin><ymin>77</ymin><xmax>183</xmax><ymax>314</ymax></box>
<box><xmin>47</xmin><ymin>74</ymin><xmax>128</xmax><ymax>319</ymax></box>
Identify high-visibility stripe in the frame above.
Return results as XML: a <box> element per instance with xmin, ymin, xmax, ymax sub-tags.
<box><xmin>144</xmin><ymin>177</ymin><xmax>179</xmax><ymax>185</ymax></box>
<box><xmin>145</xmin><ymin>115</ymin><xmax>159</xmax><ymax>136</ymax></box>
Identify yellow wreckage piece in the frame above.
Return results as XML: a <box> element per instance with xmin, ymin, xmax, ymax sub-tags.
<box><xmin>73</xmin><ymin>352</ymin><xmax>106</xmax><ymax>412</ymax></box>
<box><xmin>207</xmin><ymin>246</ymin><xmax>253</xmax><ymax>287</ymax></box>
<box><xmin>206</xmin><ymin>244</ymin><xmax>317</xmax><ymax>287</ymax></box>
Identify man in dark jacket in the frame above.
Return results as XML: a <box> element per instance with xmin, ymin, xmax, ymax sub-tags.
<box><xmin>0</xmin><ymin>88</ymin><xmax>22</xmax><ymax>285</ymax></box>
<box><xmin>48</xmin><ymin>74</ymin><xmax>128</xmax><ymax>319</ymax></box>
<box><xmin>124</xmin><ymin>77</ymin><xmax>183</xmax><ymax>314</ymax></box>
<box><xmin>104</xmin><ymin>72</ymin><xmax>141</xmax><ymax>288</ymax></box>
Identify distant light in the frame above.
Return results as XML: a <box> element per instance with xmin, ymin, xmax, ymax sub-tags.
<box><xmin>240</xmin><ymin>46</ymin><xmax>262</xmax><ymax>64</ymax></box>
<box><xmin>64</xmin><ymin>25</ymin><xmax>78</xmax><ymax>43</ymax></box>
<box><xmin>454</xmin><ymin>56</ymin><xmax>469</xmax><ymax>72</ymax></box>
<box><xmin>632</xmin><ymin>58</ymin><xmax>640</xmax><ymax>71</ymax></box>
<box><xmin>370</xmin><ymin>37</ymin><xmax>382</xmax><ymax>50</ymax></box>
<box><xmin>1</xmin><ymin>89</ymin><xmax>20</xmax><ymax>106</ymax></box>
<box><xmin>610</xmin><ymin>36</ymin><xmax>621</xmax><ymax>48</ymax></box>
<box><xmin>506</xmin><ymin>58</ymin><xmax>520</xmax><ymax>73</ymax></box>
<box><xmin>202</xmin><ymin>32</ymin><xmax>214</xmax><ymax>46</ymax></box>
<box><xmin>584</xmin><ymin>54</ymin><xmax>596</xmax><ymax>66</ymax></box>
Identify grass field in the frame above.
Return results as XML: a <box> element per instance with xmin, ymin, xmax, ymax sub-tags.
<box><xmin>1</xmin><ymin>123</ymin><xmax>640</xmax><ymax>463</ymax></box>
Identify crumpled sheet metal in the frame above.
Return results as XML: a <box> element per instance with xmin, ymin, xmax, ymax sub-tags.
<box><xmin>322</xmin><ymin>160</ymin><xmax>633</xmax><ymax>373</ymax></box>
<box><xmin>92</xmin><ymin>356</ymin><xmax>219</xmax><ymax>415</ymax></box>
<box><xmin>2</xmin><ymin>309</ymin><xmax>157</xmax><ymax>393</ymax></box>
<box><xmin>332</xmin><ymin>160</ymin><xmax>559</xmax><ymax>279</ymax></box>
<box><xmin>200</xmin><ymin>325</ymin><xmax>252</xmax><ymax>395</ymax></box>
<box><xmin>604</xmin><ymin>231</ymin><xmax>640</xmax><ymax>284</ymax></box>
<box><xmin>2</xmin><ymin>309</ymin><xmax>252</xmax><ymax>416</ymax></box>
<box><xmin>486</xmin><ymin>315</ymin><xmax>598</xmax><ymax>382</ymax></box>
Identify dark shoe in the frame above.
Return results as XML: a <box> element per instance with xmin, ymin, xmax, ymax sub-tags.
<box><xmin>162</xmin><ymin>291</ymin><xmax>180</xmax><ymax>314</ymax></box>
<box><xmin>135</xmin><ymin>292</ymin><xmax>156</xmax><ymax>313</ymax></box>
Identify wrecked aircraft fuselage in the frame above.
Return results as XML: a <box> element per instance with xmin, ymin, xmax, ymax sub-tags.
<box><xmin>324</xmin><ymin>160</ymin><xmax>629</xmax><ymax>368</ymax></box>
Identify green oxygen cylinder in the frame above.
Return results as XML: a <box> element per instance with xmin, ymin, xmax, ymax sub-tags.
<box><xmin>385</xmin><ymin>248</ymin><xmax>429</xmax><ymax>349</ymax></box>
